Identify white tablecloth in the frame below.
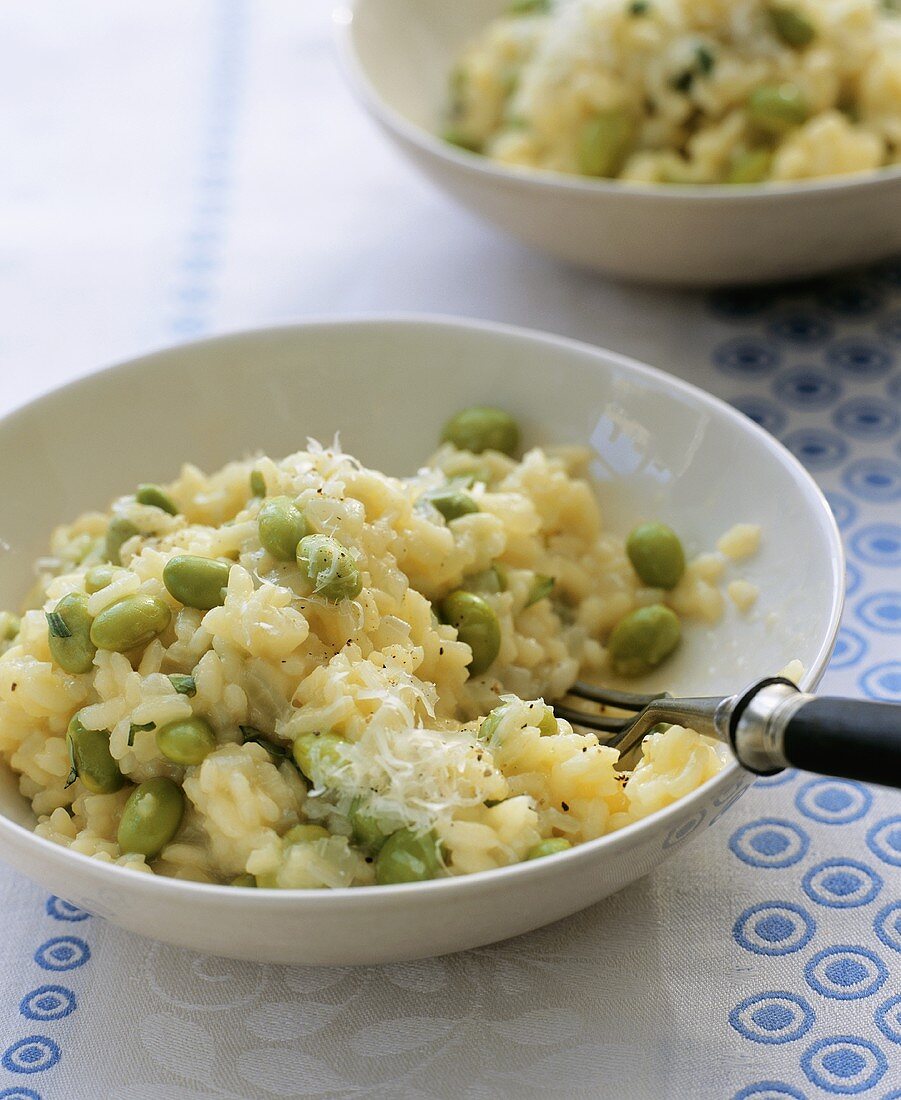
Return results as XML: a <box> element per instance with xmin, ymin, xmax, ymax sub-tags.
<box><xmin>0</xmin><ymin>4</ymin><xmax>899</xmax><ymax>1098</ymax></box>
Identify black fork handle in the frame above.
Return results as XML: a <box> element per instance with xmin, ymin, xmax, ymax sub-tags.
<box><xmin>782</xmin><ymin>696</ymin><xmax>901</xmax><ymax>788</ymax></box>
<box><xmin>731</xmin><ymin>680</ymin><xmax>901</xmax><ymax>788</ymax></box>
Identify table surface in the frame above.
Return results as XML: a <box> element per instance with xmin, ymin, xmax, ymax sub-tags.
<box><xmin>0</xmin><ymin>3</ymin><xmax>899</xmax><ymax>1098</ymax></box>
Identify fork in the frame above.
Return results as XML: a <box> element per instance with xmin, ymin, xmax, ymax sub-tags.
<box><xmin>553</xmin><ymin>677</ymin><xmax>901</xmax><ymax>787</ymax></box>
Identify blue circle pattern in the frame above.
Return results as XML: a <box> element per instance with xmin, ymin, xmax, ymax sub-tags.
<box><xmin>1</xmin><ymin>1037</ymin><xmax>60</xmax><ymax>1076</ymax></box>
<box><xmin>802</xmin><ymin>859</ymin><xmax>883</xmax><ymax>909</ymax></box>
<box><xmin>865</xmin><ymin>816</ymin><xmax>901</xmax><ymax>867</ymax></box>
<box><xmin>731</xmin><ymin>394</ymin><xmax>788</xmax><ymax>436</ymax></box>
<box><xmin>818</xmin><ymin>282</ymin><xmax>884</xmax><ymax>318</ymax></box>
<box><xmin>772</xmin><ymin>366</ymin><xmax>842</xmax><ymax>410</ymax></box>
<box><xmin>855</xmin><ymin>593</ymin><xmax>901</xmax><ymax>634</ymax></box>
<box><xmin>804</xmin><ymin>946</ymin><xmax>887</xmax><ymax>1001</ymax></box>
<box><xmin>733</xmin><ymin>1086</ymin><xmax>807</xmax><ymax>1100</ymax></box>
<box><xmin>718</xmin><ymin>266</ymin><xmax>901</xmax><ymax>1100</ymax></box>
<box><xmin>19</xmin><ymin>986</ymin><xmax>76</xmax><ymax>1023</ymax></box>
<box><xmin>849</xmin><ymin>525</ymin><xmax>901</xmax><ymax>568</ymax></box>
<box><xmin>768</xmin><ymin>312</ymin><xmax>834</xmax><ymax>345</ymax></box>
<box><xmin>875</xmin><ymin>994</ymin><xmax>901</xmax><ymax>1046</ymax></box>
<box><xmin>833</xmin><ymin>397</ymin><xmax>900</xmax><ymax>440</ymax></box>
<box><xmin>845</xmin><ymin>561</ymin><xmax>863</xmax><ymax>597</ymax></box>
<box><xmin>801</xmin><ymin>1036</ymin><xmax>887</xmax><ymax>1095</ymax></box>
<box><xmin>824</xmin><ymin>491</ymin><xmax>858</xmax><ymax>530</ymax></box>
<box><xmin>842</xmin><ymin>458</ymin><xmax>901</xmax><ymax>503</ymax></box>
<box><xmin>729</xmin><ymin>819</ymin><xmax>810</xmax><ymax>869</ymax></box>
<box><xmin>782</xmin><ymin>428</ymin><xmax>850</xmax><ymax>471</ymax></box>
<box><xmin>0</xmin><ymin>1090</ymin><xmax>42</xmax><ymax>1100</ymax></box>
<box><xmin>733</xmin><ymin>902</ymin><xmax>815</xmax><ymax>957</ymax></box>
<box><xmin>795</xmin><ymin>779</ymin><xmax>872</xmax><ymax>825</ymax></box>
<box><xmin>829</xmin><ymin>628</ymin><xmax>869</xmax><ymax>670</ymax></box>
<box><xmin>33</xmin><ymin>937</ymin><xmax>90</xmax><ymax>973</ymax></box>
<box><xmin>825</xmin><ymin>339</ymin><xmax>895</xmax><ymax>380</ymax></box>
<box><xmin>874</xmin><ymin>901</ymin><xmax>901</xmax><ymax>955</ymax></box>
<box><xmin>44</xmin><ymin>897</ymin><xmax>89</xmax><ymax>923</ymax></box>
<box><xmin>714</xmin><ymin>338</ymin><xmax>782</xmax><ymax>377</ymax></box>
<box><xmin>730</xmin><ymin>992</ymin><xmax>815</xmax><ymax>1045</ymax></box>
<box><xmin>859</xmin><ymin>662</ymin><xmax>901</xmax><ymax>702</ymax></box>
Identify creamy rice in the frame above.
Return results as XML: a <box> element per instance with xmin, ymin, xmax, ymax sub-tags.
<box><xmin>0</xmin><ymin>433</ymin><xmax>758</xmax><ymax>888</ymax></box>
<box><xmin>445</xmin><ymin>0</ymin><xmax>901</xmax><ymax>183</ymax></box>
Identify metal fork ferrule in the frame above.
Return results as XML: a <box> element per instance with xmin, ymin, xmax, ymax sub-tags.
<box><xmin>731</xmin><ymin>682</ymin><xmax>811</xmax><ymax>776</ymax></box>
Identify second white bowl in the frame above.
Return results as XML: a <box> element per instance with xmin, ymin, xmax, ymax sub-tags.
<box><xmin>337</xmin><ymin>0</ymin><xmax>901</xmax><ymax>287</ymax></box>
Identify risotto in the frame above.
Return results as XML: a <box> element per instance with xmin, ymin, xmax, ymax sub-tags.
<box><xmin>0</xmin><ymin>408</ymin><xmax>760</xmax><ymax>888</ymax></box>
<box><xmin>444</xmin><ymin>0</ymin><xmax>901</xmax><ymax>184</ymax></box>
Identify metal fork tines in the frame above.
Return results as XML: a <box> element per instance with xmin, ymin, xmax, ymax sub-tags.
<box><xmin>554</xmin><ymin>680</ymin><xmax>726</xmax><ymax>760</ymax></box>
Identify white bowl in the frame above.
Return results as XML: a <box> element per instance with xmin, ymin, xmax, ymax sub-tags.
<box><xmin>0</xmin><ymin>318</ymin><xmax>843</xmax><ymax>964</ymax></box>
<box><xmin>336</xmin><ymin>0</ymin><xmax>901</xmax><ymax>287</ymax></box>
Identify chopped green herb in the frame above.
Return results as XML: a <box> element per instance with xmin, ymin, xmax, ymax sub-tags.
<box><xmin>128</xmin><ymin>721</ymin><xmax>155</xmax><ymax>747</ymax></box>
<box><xmin>508</xmin><ymin>0</ymin><xmax>550</xmax><ymax>13</ymax></box>
<box><xmin>46</xmin><ymin>611</ymin><xmax>72</xmax><ymax>639</ymax></box>
<box><xmin>250</xmin><ymin>470</ymin><xmax>266</xmax><ymax>498</ymax></box>
<box><xmin>671</xmin><ymin>69</ymin><xmax>694</xmax><ymax>93</ymax></box>
<box><xmin>240</xmin><ymin>725</ymin><xmax>291</xmax><ymax>762</ymax></box>
<box><xmin>168</xmin><ymin>673</ymin><xmax>196</xmax><ymax>697</ymax></box>
<box><xmin>526</xmin><ymin>574</ymin><xmax>555</xmax><ymax>608</ymax></box>
<box><xmin>627</xmin><ymin>0</ymin><xmax>650</xmax><ymax>13</ymax></box>
<box><xmin>65</xmin><ymin>736</ymin><xmax>78</xmax><ymax>788</ymax></box>
<box><xmin>695</xmin><ymin>45</ymin><xmax>715</xmax><ymax>75</ymax></box>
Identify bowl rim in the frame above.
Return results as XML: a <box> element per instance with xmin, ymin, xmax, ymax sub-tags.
<box><xmin>335</xmin><ymin>0</ymin><xmax>901</xmax><ymax>203</ymax></box>
<box><xmin>0</xmin><ymin>314</ymin><xmax>844</xmax><ymax>907</ymax></box>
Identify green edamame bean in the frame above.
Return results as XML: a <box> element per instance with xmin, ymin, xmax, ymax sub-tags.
<box><xmin>163</xmin><ymin>554</ymin><xmax>230</xmax><ymax>610</ymax></box>
<box><xmin>105</xmin><ymin>516</ymin><xmax>139</xmax><ymax>566</ymax></box>
<box><xmin>440</xmin><ymin>590</ymin><xmax>501</xmax><ymax>677</ymax></box>
<box><xmin>577</xmin><ymin>110</ymin><xmax>633</xmax><ymax>177</ymax></box>
<box><xmin>626</xmin><ymin>522</ymin><xmax>686</xmax><ymax>589</ymax></box>
<box><xmin>84</xmin><ymin>564</ymin><xmax>119</xmax><ymax>594</ymax></box>
<box><xmin>283</xmin><ymin>823</ymin><xmax>330</xmax><ymax>844</ymax></box>
<box><xmin>89</xmin><ymin>594</ymin><xmax>171</xmax><ymax>652</ymax></box>
<box><xmin>136</xmin><ymin>484</ymin><xmax>178</xmax><ymax>515</ymax></box>
<box><xmin>726</xmin><ymin>149</ymin><xmax>773</xmax><ymax>184</ymax></box>
<box><xmin>424</xmin><ymin>488</ymin><xmax>479</xmax><ymax>523</ymax></box>
<box><xmin>375</xmin><ymin>828</ymin><xmax>443</xmax><ymax>885</ymax></box>
<box><xmin>607</xmin><ymin>603</ymin><xmax>681</xmax><ymax>677</ymax></box>
<box><xmin>66</xmin><ymin>712</ymin><xmax>123</xmax><ymax>794</ymax></box>
<box><xmin>526</xmin><ymin>837</ymin><xmax>572</xmax><ymax>860</ymax></box>
<box><xmin>257</xmin><ymin>496</ymin><xmax>309</xmax><ymax>561</ymax></box>
<box><xmin>117</xmin><ymin>777</ymin><xmax>184</xmax><ymax>858</ymax></box>
<box><xmin>47</xmin><ymin>593</ymin><xmax>96</xmax><ymax>674</ymax></box>
<box><xmin>297</xmin><ymin>535</ymin><xmax>362</xmax><ymax>603</ymax></box>
<box><xmin>441</xmin><ymin>406</ymin><xmax>520</xmax><ymax>456</ymax></box>
<box><xmin>292</xmin><ymin>732</ymin><xmax>350</xmax><ymax>786</ymax></box>
<box><xmin>747</xmin><ymin>83</ymin><xmax>808</xmax><ymax>133</ymax></box>
<box><xmin>768</xmin><ymin>5</ymin><xmax>816</xmax><ymax>47</ymax></box>
<box><xmin>156</xmin><ymin>716</ymin><xmax>216</xmax><ymax>766</ymax></box>
<box><xmin>349</xmin><ymin>797</ymin><xmax>392</xmax><ymax>853</ymax></box>
<box><xmin>0</xmin><ymin>611</ymin><xmax>20</xmax><ymax>640</ymax></box>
